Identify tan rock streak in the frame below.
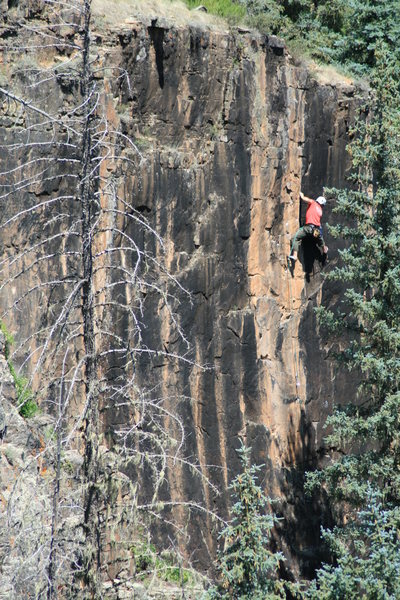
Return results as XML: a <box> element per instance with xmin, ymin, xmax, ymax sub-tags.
<box><xmin>247</xmin><ymin>49</ymin><xmax>307</xmax><ymax>469</ymax></box>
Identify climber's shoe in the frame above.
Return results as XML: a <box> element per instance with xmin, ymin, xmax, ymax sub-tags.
<box><xmin>287</xmin><ymin>256</ymin><xmax>295</xmax><ymax>277</ymax></box>
<box><xmin>289</xmin><ymin>254</ymin><xmax>297</xmax><ymax>261</ymax></box>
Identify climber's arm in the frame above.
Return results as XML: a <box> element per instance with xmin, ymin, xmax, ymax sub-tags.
<box><xmin>300</xmin><ymin>191</ymin><xmax>313</xmax><ymax>204</ymax></box>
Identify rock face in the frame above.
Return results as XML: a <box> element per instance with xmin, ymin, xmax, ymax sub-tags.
<box><xmin>105</xmin><ymin>20</ymin><xmax>359</xmax><ymax>574</ymax></box>
<box><xmin>0</xmin><ymin>5</ymin><xmax>361</xmax><ymax>579</ymax></box>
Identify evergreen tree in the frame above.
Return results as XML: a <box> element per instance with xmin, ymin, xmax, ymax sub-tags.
<box><xmin>305</xmin><ymin>47</ymin><xmax>400</xmax><ymax>507</ymax></box>
<box><xmin>303</xmin><ymin>46</ymin><xmax>400</xmax><ymax>596</ymax></box>
<box><xmin>299</xmin><ymin>43</ymin><xmax>400</xmax><ymax>597</ymax></box>
<box><xmin>334</xmin><ymin>0</ymin><xmax>400</xmax><ymax>74</ymax></box>
<box><xmin>307</xmin><ymin>489</ymin><xmax>400</xmax><ymax>599</ymax></box>
<box><xmin>236</xmin><ymin>0</ymin><xmax>400</xmax><ymax>75</ymax></box>
<box><xmin>207</xmin><ymin>441</ymin><xmax>285</xmax><ymax>599</ymax></box>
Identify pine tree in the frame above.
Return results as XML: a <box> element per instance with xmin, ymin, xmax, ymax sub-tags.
<box><xmin>302</xmin><ymin>44</ymin><xmax>400</xmax><ymax>599</ymax></box>
<box><xmin>305</xmin><ymin>47</ymin><xmax>400</xmax><ymax>507</ymax></box>
<box><xmin>336</xmin><ymin>0</ymin><xmax>400</xmax><ymax>74</ymax></box>
<box><xmin>307</xmin><ymin>489</ymin><xmax>400</xmax><ymax>599</ymax></box>
<box><xmin>237</xmin><ymin>0</ymin><xmax>400</xmax><ymax>75</ymax></box>
<box><xmin>207</xmin><ymin>441</ymin><xmax>285</xmax><ymax>600</ymax></box>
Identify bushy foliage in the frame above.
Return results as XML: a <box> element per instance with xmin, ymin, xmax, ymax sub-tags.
<box><xmin>9</xmin><ymin>364</ymin><xmax>38</xmax><ymax>418</ymax></box>
<box><xmin>185</xmin><ymin>0</ymin><xmax>400</xmax><ymax>75</ymax></box>
<box><xmin>206</xmin><ymin>441</ymin><xmax>285</xmax><ymax>599</ymax></box>
<box><xmin>0</xmin><ymin>320</ymin><xmax>38</xmax><ymax>418</ymax></box>
<box><xmin>280</xmin><ymin>0</ymin><xmax>400</xmax><ymax>74</ymax></box>
<box><xmin>132</xmin><ymin>539</ymin><xmax>196</xmax><ymax>586</ymax></box>
<box><xmin>336</xmin><ymin>0</ymin><xmax>400</xmax><ymax>75</ymax></box>
<box><xmin>239</xmin><ymin>0</ymin><xmax>288</xmax><ymax>33</ymax></box>
<box><xmin>307</xmin><ymin>489</ymin><xmax>400</xmax><ymax>599</ymax></box>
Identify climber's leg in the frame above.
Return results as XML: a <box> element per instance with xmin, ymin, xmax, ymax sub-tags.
<box><xmin>289</xmin><ymin>226</ymin><xmax>309</xmax><ymax>260</ymax></box>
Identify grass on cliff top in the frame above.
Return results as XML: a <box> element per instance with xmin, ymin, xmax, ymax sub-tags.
<box><xmin>92</xmin><ymin>0</ymin><xmax>238</xmax><ymax>28</ymax></box>
<box><xmin>184</xmin><ymin>0</ymin><xmax>245</xmax><ymax>22</ymax></box>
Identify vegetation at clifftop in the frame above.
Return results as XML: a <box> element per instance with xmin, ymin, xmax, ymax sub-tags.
<box><xmin>184</xmin><ymin>0</ymin><xmax>400</xmax><ymax>76</ymax></box>
<box><xmin>185</xmin><ymin>0</ymin><xmax>246</xmax><ymax>20</ymax></box>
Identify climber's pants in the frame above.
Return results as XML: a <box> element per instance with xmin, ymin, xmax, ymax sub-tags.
<box><xmin>291</xmin><ymin>225</ymin><xmax>325</xmax><ymax>254</ymax></box>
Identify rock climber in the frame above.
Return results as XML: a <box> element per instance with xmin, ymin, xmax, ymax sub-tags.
<box><xmin>289</xmin><ymin>192</ymin><xmax>328</xmax><ymax>262</ymax></box>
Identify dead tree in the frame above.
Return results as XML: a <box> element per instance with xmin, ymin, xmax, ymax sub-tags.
<box><xmin>0</xmin><ymin>1</ymin><xmax>218</xmax><ymax>598</ymax></box>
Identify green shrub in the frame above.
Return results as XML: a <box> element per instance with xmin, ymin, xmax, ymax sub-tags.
<box><xmin>0</xmin><ymin>320</ymin><xmax>38</xmax><ymax>418</ymax></box>
<box><xmin>8</xmin><ymin>362</ymin><xmax>38</xmax><ymax>418</ymax></box>
<box><xmin>132</xmin><ymin>541</ymin><xmax>194</xmax><ymax>585</ymax></box>
<box><xmin>0</xmin><ymin>321</ymin><xmax>14</xmax><ymax>360</ymax></box>
<box><xmin>307</xmin><ymin>490</ymin><xmax>400</xmax><ymax>599</ymax></box>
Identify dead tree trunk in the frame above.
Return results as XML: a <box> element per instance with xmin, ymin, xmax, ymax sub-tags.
<box><xmin>78</xmin><ymin>0</ymin><xmax>102</xmax><ymax>595</ymax></box>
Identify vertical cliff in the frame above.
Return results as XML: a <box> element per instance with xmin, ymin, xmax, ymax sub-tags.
<box><xmin>0</xmin><ymin>2</ymin><xmax>361</xmax><ymax>579</ymax></box>
<box><xmin>97</xmin><ymin>15</ymin><xmax>359</xmax><ymax>574</ymax></box>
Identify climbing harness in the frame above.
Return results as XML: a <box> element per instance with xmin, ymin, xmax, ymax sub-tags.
<box><xmin>312</xmin><ymin>227</ymin><xmax>320</xmax><ymax>239</ymax></box>
<box><xmin>290</xmin><ymin>224</ymin><xmax>322</xmax><ymax>257</ymax></box>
